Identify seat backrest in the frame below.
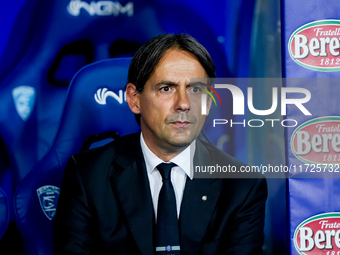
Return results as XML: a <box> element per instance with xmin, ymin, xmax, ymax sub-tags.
<box><xmin>14</xmin><ymin>57</ymin><xmax>140</xmax><ymax>255</ymax></box>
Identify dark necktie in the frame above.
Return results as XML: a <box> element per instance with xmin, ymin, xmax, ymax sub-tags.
<box><xmin>155</xmin><ymin>162</ymin><xmax>180</xmax><ymax>255</ymax></box>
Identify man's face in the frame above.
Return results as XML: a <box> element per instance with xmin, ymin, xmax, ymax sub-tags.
<box><xmin>127</xmin><ymin>48</ymin><xmax>211</xmax><ymax>155</ymax></box>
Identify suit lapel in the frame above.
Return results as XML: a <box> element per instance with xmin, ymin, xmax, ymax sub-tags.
<box><xmin>179</xmin><ymin>139</ymin><xmax>223</xmax><ymax>255</ymax></box>
<box><xmin>110</xmin><ymin>134</ymin><xmax>155</xmax><ymax>255</ymax></box>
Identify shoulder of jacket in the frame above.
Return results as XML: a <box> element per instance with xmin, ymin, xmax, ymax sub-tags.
<box><xmin>71</xmin><ymin>132</ymin><xmax>139</xmax><ymax>166</ymax></box>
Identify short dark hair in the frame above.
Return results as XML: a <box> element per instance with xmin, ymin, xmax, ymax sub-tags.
<box><xmin>127</xmin><ymin>33</ymin><xmax>216</xmax><ymax>125</ymax></box>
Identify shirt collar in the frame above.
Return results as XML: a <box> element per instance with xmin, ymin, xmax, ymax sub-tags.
<box><xmin>140</xmin><ymin>132</ymin><xmax>195</xmax><ymax>179</ymax></box>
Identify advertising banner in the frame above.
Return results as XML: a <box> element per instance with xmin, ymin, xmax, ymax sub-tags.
<box><xmin>283</xmin><ymin>1</ymin><xmax>340</xmax><ymax>254</ymax></box>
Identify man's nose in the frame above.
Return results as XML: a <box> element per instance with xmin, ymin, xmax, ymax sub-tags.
<box><xmin>174</xmin><ymin>87</ymin><xmax>190</xmax><ymax>111</ymax></box>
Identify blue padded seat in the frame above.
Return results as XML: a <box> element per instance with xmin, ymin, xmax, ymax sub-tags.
<box><xmin>14</xmin><ymin>57</ymin><xmax>140</xmax><ymax>255</ymax></box>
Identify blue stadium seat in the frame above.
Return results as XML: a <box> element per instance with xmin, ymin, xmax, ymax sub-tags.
<box><xmin>14</xmin><ymin>57</ymin><xmax>140</xmax><ymax>255</ymax></box>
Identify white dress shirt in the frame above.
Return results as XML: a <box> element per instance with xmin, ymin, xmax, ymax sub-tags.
<box><xmin>140</xmin><ymin>133</ymin><xmax>195</xmax><ymax>219</ymax></box>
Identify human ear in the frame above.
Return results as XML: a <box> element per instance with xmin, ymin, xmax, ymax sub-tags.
<box><xmin>126</xmin><ymin>83</ymin><xmax>141</xmax><ymax>114</ymax></box>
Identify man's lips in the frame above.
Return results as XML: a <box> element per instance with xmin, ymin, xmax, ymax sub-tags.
<box><xmin>170</xmin><ymin>121</ymin><xmax>190</xmax><ymax>127</ymax></box>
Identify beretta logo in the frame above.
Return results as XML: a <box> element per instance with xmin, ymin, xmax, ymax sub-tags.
<box><xmin>289</xmin><ymin>20</ymin><xmax>340</xmax><ymax>72</ymax></box>
<box><xmin>291</xmin><ymin>116</ymin><xmax>340</xmax><ymax>166</ymax></box>
<box><xmin>294</xmin><ymin>212</ymin><xmax>340</xmax><ymax>254</ymax></box>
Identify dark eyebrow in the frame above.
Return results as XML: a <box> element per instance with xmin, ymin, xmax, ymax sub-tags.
<box><xmin>189</xmin><ymin>82</ymin><xmax>206</xmax><ymax>87</ymax></box>
<box><xmin>155</xmin><ymin>80</ymin><xmax>199</xmax><ymax>88</ymax></box>
<box><xmin>155</xmin><ymin>81</ymin><xmax>179</xmax><ymax>87</ymax></box>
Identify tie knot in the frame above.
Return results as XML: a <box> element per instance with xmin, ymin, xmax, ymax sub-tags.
<box><xmin>157</xmin><ymin>162</ymin><xmax>176</xmax><ymax>180</ymax></box>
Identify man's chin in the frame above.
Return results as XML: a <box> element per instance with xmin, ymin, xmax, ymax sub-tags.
<box><xmin>162</xmin><ymin>127</ymin><xmax>199</xmax><ymax>149</ymax></box>
<box><xmin>166</xmin><ymin>135</ymin><xmax>193</xmax><ymax>148</ymax></box>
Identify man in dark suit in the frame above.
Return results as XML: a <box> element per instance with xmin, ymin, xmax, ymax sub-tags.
<box><xmin>54</xmin><ymin>34</ymin><xmax>267</xmax><ymax>255</ymax></box>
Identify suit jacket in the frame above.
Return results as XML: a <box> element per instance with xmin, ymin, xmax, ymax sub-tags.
<box><xmin>54</xmin><ymin>132</ymin><xmax>267</xmax><ymax>255</ymax></box>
